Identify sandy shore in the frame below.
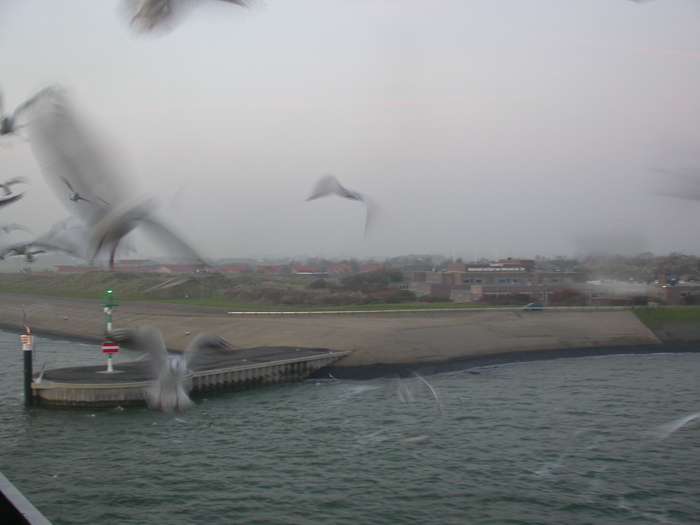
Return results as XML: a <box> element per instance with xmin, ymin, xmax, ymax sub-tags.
<box><xmin>0</xmin><ymin>292</ymin><xmax>670</xmax><ymax>370</ymax></box>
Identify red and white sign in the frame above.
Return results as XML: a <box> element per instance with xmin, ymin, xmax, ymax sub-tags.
<box><xmin>102</xmin><ymin>342</ymin><xmax>119</xmax><ymax>354</ymax></box>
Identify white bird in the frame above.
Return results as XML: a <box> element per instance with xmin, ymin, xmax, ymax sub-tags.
<box><xmin>646</xmin><ymin>411</ymin><xmax>700</xmax><ymax>441</ymax></box>
<box><xmin>306</xmin><ymin>174</ymin><xmax>379</xmax><ymax>238</ymax></box>
<box><xmin>1</xmin><ymin>87</ymin><xmax>55</xmax><ymax>136</ymax></box>
<box><xmin>108</xmin><ymin>326</ymin><xmax>231</xmax><ymax>413</ymax></box>
<box><xmin>26</xmin><ymin>87</ymin><xmax>206</xmax><ymax>269</ymax></box>
<box><xmin>396</xmin><ymin>370</ymin><xmax>444</xmax><ymax>416</ymax></box>
<box><xmin>0</xmin><ymin>242</ymin><xmax>47</xmax><ymax>262</ymax></box>
<box><xmin>0</xmin><ymin>177</ymin><xmax>28</xmax><ymax>196</ymax></box>
<box><xmin>121</xmin><ymin>0</ymin><xmax>255</xmax><ymax>35</ymax></box>
<box><xmin>0</xmin><ymin>193</ymin><xmax>24</xmax><ymax>209</ymax></box>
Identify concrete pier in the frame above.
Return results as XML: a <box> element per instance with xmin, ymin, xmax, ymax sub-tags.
<box><xmin>31</xmin><ymin>346</ymin><xmax>349</xmax><ymax>408</ymax></box>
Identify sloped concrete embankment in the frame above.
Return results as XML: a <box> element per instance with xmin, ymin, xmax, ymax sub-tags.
<box><xmin>0</xmin><ymin>293</ymin><xmax>663</xmax><ymax>371</ymax></box>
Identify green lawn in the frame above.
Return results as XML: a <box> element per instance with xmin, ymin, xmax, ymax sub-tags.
<box><xmin>632</xmin><ymin>307</ymin><xmax>700</xmax><ymax>331</ymax></box>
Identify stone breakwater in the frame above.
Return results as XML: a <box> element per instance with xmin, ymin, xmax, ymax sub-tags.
<box><xmin>0</xmin><ymin>292</ymin><xmax>665</xmax><ymax>368</ymax></box>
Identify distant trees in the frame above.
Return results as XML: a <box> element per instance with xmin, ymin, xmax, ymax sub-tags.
<box><xmin>340</xmin><ymin>267</ymin><xmax>403</xmax><ymax>292</ymax></box>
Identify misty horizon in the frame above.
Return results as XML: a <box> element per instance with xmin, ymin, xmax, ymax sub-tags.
<box><xmin>2</xmin><ymin>1</ymin><xmax>700</xmax><ymax>265</ymax></box>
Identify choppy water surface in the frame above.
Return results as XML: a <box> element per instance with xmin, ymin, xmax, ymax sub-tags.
<box><xmin>1</xmin><ymin>328</ymin><xmax>699</xmax><ymax>524</ymax></box>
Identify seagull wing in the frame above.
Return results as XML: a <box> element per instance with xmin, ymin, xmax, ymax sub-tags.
<box><xmin>646</xmin><ymin>411</ymin><xmax>700</xmax><ymax>441</ymax></box>
<box><xmin>26</xmin><ymin>90</ymin><xmax>127</xmax><ymax>223</ymax></box>
<box><xmin>183</xmin><ymin>332</ymin><xmax>231</xmax><ymax>366</ymax></box>
<box><xmin>307</xmin><ymin>174</ymin><xmax>380</xmax><ymax>238</ymax></box>
<box><xmin>140</xmin><ymin>215</ymin><xmax>205</xmax><ymax>266</ymax></box>
<box><xmin>10</xmin><ymin>87</ymin><xmax>55</xmax><ymax>122</ymax></box>
<box><xmin>108</xmin><ymin>326</ymin><xmax>169</xmax><ymax>371</ymax></box>
<box><xmin>2</xmin><ymin>176</ymin><xmax>29</xmax><ymax>189</ymax></box>
<box><xmin>0</xmin><ymin>193</ymin><xmax>24</xmax><ymax>208</ymax></box>
<box><xmin>306</xmin><ymin>174</ymin><xmax>344</xmax><ymax>201</ymax></box>
<box><xmin>0</xmin><ymin>222</ymin><xmax>30</xmax><ymax>234</ymax></box>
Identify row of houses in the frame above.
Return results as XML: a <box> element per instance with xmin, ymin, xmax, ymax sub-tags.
<box><xmin>404</xmin><ymin>259</ymin><xmax>700</xmax><ymax>306</ymax></box>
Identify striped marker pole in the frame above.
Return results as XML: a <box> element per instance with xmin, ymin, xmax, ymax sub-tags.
<box><xmin>102</xmin><ymin>342</ymin><xmax>119</xmax><ymax>373</ymax></box>
<box><xmin>21</xmin><ymin>332</ymin><xmax>34</xmax><ymax>406</ymax></box>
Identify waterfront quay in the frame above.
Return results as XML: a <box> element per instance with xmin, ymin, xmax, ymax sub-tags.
<box><xmin>31</xmin><ymin>345</ymin><xmax>349</xmax><ymax>408</ymax></box>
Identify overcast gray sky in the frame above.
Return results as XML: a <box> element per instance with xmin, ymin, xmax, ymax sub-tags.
<box><xmin>2</xmin><ymin>0</ymin><xmax>700</xmax><ymax>262</ymax></box>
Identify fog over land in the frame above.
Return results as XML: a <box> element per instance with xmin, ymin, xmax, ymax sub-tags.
<box><xmin>2</xmin><ymin>1</ymin><xmax>700</xmax><ymax>265</ymax></box>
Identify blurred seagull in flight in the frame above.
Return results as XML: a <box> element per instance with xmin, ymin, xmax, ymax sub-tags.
<box><xmin>1</xmin><ymin>87</ymin><xmax>55</xmax><ymax>136</ymax></box>
<box><xmin>646</xmin><ymin>411</ymin><xmax>700</xmax><ymax>441</ymax></box>
<box><xmin>0</xmin><ymin>193</ymin><xmax>24</xmax><ymax>209</ymax></box>
<box><xmin>61</xmin><ymin>176</ymin><xmax>109</xmax><ymax>206</ymax></box>
<box><xmin>0</xmin><ymin>178</ymin><xmax>27</xmax><ymax>208</ymax></box>
<box><xmin>0</xmin><ymin>222</ymin><xmax>30</xmax><ymax>234</ymax></box>
<box><xmin>307</xmin><ymin>174</ymin><xmax>379</xmax><ymax>238</ymax></box>
<box><xmin>26</xmin><ymin>87</ymin><xmax>206</xmax><ymax>269</ymax></box>
<box><xmin>122</xmin><ymin>0</ymin><xmax>256</xmax><ymax>35</ymax></box>
<box><xmin>0</xmin><ymin>177</ymin><xmax>28</xmax><ymax>196</ymax></box>
<box><xmin>0</xmin><ymin>243</ymin><xmax>47</xmax><ymax>263</ymax></box>
<box><xmin>108</xmin><ymin>326</ymin><xmax>231</xmax><ymax>413</ymax></box>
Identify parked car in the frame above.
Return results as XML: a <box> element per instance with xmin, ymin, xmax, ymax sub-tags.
<box><xmin>523</xmin><ymin>302</ymin><xmax>544</xmax><ymax>311</ymax></box>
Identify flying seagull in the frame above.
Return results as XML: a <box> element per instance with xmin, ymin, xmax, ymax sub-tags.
<box><xmin>61</xmin><ymin>176</ymin><xmax>109</xmax><ymax>206</ymax></box>
<box><xmin>0</xmin><ymin>242</ymin><xmax>47</xmax><ymax>263</ymax></box>
<box><xmin>0</xmin><ymin>193</ymin><xmax>24</xmax><ymax>209</ymax></box>
<box><xmin>26</xmin><ymin>88</ymin><xmax>206</xmax><ymax>269</ymax></box>
<box><xmin>122</xmin><ymin>0</ymin><xmax>255</xmax><ymax>35</ymax></box>
<box><xmin>645</xmin><ymin>411</ymin><xmax>700</xmax><ymax>441</ymax></box>
<box><xmin>1</xmin><ymin>87</ymin><xmax>55</xmax><ymax>136</ymax></box>
<box><xmin>108</xmin><ymin>326</ymin><xmax>231</xmax><ymax>413</ymax></box>
<box><xmin>306</xmin><ymin>174</ymin><xmax>378</xmax><ymax>238</ymax></box>
<box><xmin>0</xmin><ymin>177</ymin><xmax>28</xmax><ymax>196</ymax></box>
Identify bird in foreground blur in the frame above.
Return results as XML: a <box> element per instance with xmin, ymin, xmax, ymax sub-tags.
<box><xmin>0</xmin><ymin>177</ymin><xmax>28</xmax><ymax>196</ymax></box>
<box><xmin>646</xmin><ymin>411</ymin><xmax>700</xmax><ymax>440</ymax></box>
<box><xmin>0</xmin><ymin>222</ymin><xmax>29</xmax><ymax>234</ymax></box>
<box><xmin>122</xmin><ymin>0</ymin><xmax>255</xmax><ymax>35</ymax></box>
<box><xmin>0</xmin><ymin>243</ymin><xmax>47</xmax><ymax>263</ymax></box>
<box><xmin>108</xmin><ymin>326</ymin><xmax>231</xmax><ymax>413</ymax></box>
<box><xmin>26</xmin><ymin>87</ymin><xmax>205</xmax><ymax>268</ymax></box>
<box><xmin>1</xmin><ymin>88</ymin><xmax>54</xmax><ymax>136</ymax></box>
<box><xmin>307</xmin><ymin>174</ymin><xmax>378</xmax><ymax>238</ymax></box>
<box><xmin>0</xmin><ymin>193</ymin><xmax>24</xmax><ymax>209</ymax></box>
<box><xmin>396</xmin><ymin>371</ymin><xmax>444</xmax><ymax>416</ymax></box>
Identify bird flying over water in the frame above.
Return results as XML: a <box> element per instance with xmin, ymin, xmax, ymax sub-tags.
<box><xmin>306</xmin><ymin>174</ymin><xmax>379</xmax><ymax>239</ymax></box>
<box><xmin>646</xmin><ymin>411</ymin><xmax>700</xmax><ymax>441</ymax></box>
<box><xmin>122</xmin><ymin>0</ymin><xmax>255</xmax><ymax>35</ymax></box>
<box><xmin>108</xmin><ymin>326</ymin><xmax>231</xmax><ymax>413</ymax></box>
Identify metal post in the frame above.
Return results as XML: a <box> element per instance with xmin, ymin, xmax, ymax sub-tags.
<box><xmin>101</xmin><ymin>290</ymin><xmax>119</xmax><ymax>373</ymax></box>
<box><xmin>21</xmin><ymin>333</ymin><xmax>34</xmax><ymax>406</ymax></box>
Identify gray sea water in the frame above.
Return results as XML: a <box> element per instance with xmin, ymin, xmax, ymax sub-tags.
<box><xmin>1</xmin><ymin>327</ymin><xmax>699</xmax><ymax>524</ymax></box>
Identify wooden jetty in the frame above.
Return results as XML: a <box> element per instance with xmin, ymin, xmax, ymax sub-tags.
<box><xmin>31</xmin><ymin>346</ymin><xmax>350</xmax><ymax>408</ymax></box>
